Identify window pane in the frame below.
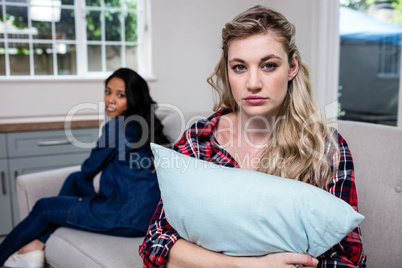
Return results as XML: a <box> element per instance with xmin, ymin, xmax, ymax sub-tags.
<box><xmin>32</xmin><ymin>21</ymin><xmax>52</xmax><ymax>40</ymax></box>
<box><xmin>6</xmin><ymin>5</ymin><xmax>29</xmax><ymax>39</ymax></box>
<box><xmin>105</xmin><ymin>0</ymin><xmax>120</xmax><ymax>8</ymax></box>
<box><xmin>86</xmin><ymin>0</ymin><xmax>100</xmax><ymax>7</ymax></box>
<box><xmin>34</xmin><ymin>43</ymin><xmax>53</xmax><ymax>75</ymax></box>
<box><xmin>106</xmin><ymin>45</ymin><xmax>121</xmax><ymax>71</ymax></box>
<box><xmin>57</xmin><ymin>44</ymin><xmax>76</xmax><ymax>75</ymax></box>
<box><xmin>105</xmin><ymin>10</ymin><xmax>121</xmax><ymax>41</ymax></box>
<box><xmin>86</xmin><ymin>10</ymin><xmax>101</xmax><ymax>41</ymax></box>
<box><xmin>0</xmin><ymin>43</ymin><xmax>5</xmax><ymax>75</ymax></box>
<box><xmin>0</xmin><ymin>6</ymin><xmax>4</xmax><ymax>39</ymax></box>
<box><xmin>87</xmin><ymin>45</ymin><xmax>102</xmax><ymax>71</ymax></box>
<box><xmin>62</xmin><ymin>0</ymin><xmax>74</xmax><ymax>5</ymax></box>
<box><xmin>124</xmin><ymin>0</ymin><xmax>137</xmax><ymax>9</ymax></box>
<box><xmin>126</xmin><ymin>45</ymin><xmax>137</xmax><ymax>70</ymax></box>
<box><xmin>30</xmin><ymin>0</ymin><xmax>61</xmax><ymax>22</ymax></box>
<box><xmin>125</xmin><ymin>11</ymin><xmax>137</xmax><ymax>42</ymax></box>
<box><xmin>9</xmin><ymin>42</ymin><xmax>30</xmax><ymax>75</ymax></box>
<box><xmin>56</xmin><ymin>9</ymin><xmax>75</xmax><ymax>40</ymax></box>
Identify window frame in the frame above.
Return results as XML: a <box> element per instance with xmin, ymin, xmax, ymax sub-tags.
<box><xmin>0</xmin><ymin>0</ymin><xmax>153</xmax><ymax>80</ymax></box>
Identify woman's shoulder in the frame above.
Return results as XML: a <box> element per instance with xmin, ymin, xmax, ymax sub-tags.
<box><xmin>326</xmin><ymin>126</ymin><xmax>352</xmax><ymax>166</ymax></box>
<box><xmin>174</xmin><ymin>109</ymin><xmax>230</xmax><ymax>152</ymax></box>
<box><xmin>328</xmin><ymin>126</ymin><xmax>349</xmax><ymax>149</ymax></box>
<box><xmin>183</xmin><ymin>109</ymin><xmax>230</xmax><ymax>136</ymax></box>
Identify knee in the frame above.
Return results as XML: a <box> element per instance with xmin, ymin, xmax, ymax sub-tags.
<box><xmin>60</xmin><ymin>172</ymin><xmax>83</xmax><ymax>190</ymax></box>
<box><xmin>31</xmin><ymin>197</ymin><xmax>53</xmax><ymax>214</ymax></box>
<box><xmin>64</xmin><ymin>171</ymin><xmax>81</xmax><ymax>185</ymax></box>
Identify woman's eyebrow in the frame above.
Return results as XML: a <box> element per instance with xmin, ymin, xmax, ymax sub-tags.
<box><xmin>229</xmin><ymin>54</ymin><xmax>283</xmax><ymax>64</ymax></box>
<box><xmin>228</xmin><ymin>58</ymin><xmax>245</xmax><ymax>64</ymax></box>
<box><xmin>105</xmin><ymin>86</ymin><xmax>125</xmax><ymax>93</ymax></box>
<box><xmin>260</xmin><ymin>54</ymin><xmax>282</xmax><ymax>63</ymax></box>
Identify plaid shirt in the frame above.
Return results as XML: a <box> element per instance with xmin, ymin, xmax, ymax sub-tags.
<box><xmin>139</xmin><ymin>109</ymin><xmax>367</xmax><ymax>267</ymax></box>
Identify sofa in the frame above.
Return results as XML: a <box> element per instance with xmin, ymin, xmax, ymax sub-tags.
<box><xmin>15</xmin><ymin>113</ymin><xmax>402</xmax><ymax>267</ymax></box>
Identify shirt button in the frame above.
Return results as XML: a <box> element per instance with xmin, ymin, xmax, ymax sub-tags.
<box><xmin>395</xmin><ymin>186</ymin><xmax>402</xmax><ymax>193</ymax></box>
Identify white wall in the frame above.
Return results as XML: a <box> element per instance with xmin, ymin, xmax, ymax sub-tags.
<box><xmin>0</xmin><ymin>0</ymin><xmax>339</xmax><ymax>119</ymax></box>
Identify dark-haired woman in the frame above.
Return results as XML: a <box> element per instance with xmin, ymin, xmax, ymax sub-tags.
<box><xmin>0</xmin><ymin>68</ymin><xmax>169</xmax><ymax>268</ymax></box>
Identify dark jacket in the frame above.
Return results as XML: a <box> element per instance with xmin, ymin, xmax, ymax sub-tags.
<box><xmin>66</xmin><ymin>117</ymin><xmax>160</xmax><ymax>234</ymax></box>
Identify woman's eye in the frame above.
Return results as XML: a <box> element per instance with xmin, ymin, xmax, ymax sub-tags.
<box><xmin>263</xmin><ymin>62</ymin><xmax>277</xmax><ymax>71</ymax></box>
<box><xmin>118</xmin><ymin>93</ymin><xmax>126</xmax><ymax>98</ymax></box>
<box><xmin>233</xmin><ymin>65</ymin><xmax>246</xmax><ymax>72</ymax></box>
<box><xmin>104</xmin><ymin>90</ymin><xmax>111</xmax><ymax>95</ymax></box>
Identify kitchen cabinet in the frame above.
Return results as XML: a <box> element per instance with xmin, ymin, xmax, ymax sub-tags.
<box><xmin>0</xmin><ymin>128</ymin><xmax>98</xmax><ymax>238</ymax></box>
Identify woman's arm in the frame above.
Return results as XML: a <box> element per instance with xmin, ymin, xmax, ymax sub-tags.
<box><xmin>319</xmin><ymin>132</ymin><xmax>366</xmax><ymax>267</ymax></box>
<box><xmin>139</xmin><ymin>199</ymin><xmax>180</xmax><ymax>267</ymax></box>
<box><xmin>167</xmin><ymin>239</ymin><xmax>318</xmax><ymax>268</ymax></box>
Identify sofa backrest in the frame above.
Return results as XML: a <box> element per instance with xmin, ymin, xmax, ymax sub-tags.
<box><xmin>161</xmin><ymin>110</ymin><xmax>212</xmax><ymax>144</ymax></box>
<box><xmin>338</xmin><ymin>120</ymin><xmax>402</xmax><ymax>267</ymax></box>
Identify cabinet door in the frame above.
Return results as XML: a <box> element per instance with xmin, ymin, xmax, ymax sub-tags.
<box><xmin>0</xmin><ymin>134</ymin><xmax>6</xmax><ymax>158</ymax></box>
<box><xmin>8</xmin><ymin>152</ymin><xmax>90</xmax><ymax>225</ymax></box>
<box><xmin>0</xmin><ymin>160</ymin><xmax>13</xmax><ymax>237</ymax></box>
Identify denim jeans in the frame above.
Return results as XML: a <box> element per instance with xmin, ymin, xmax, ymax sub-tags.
<box><xmin>0</xmin><ymin>173</ymin><xmax>142</xmax><ymax>264</ymax></box>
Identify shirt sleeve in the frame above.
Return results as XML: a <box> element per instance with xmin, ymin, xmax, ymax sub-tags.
<box><xmin>138</xmin><ymin>198</ymin><xmax>180</xmax><ymax>268</ymax></box>
<box><xmin>80</xmin><ymin>120</ymin><xmax>118</xmax><ymax>179</ymax></box>
<box><xmin>318</xmin><ymin>132</ymin><xmax>367</xmax><ymax>267</ymax></box>
<box><xmin>139</xmin><ymin>130</ymin><xmax>197</xmax><ymax>267</ymax></box>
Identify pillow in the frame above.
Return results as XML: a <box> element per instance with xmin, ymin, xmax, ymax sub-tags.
<box><xmin>150</xmin><ymin>143</ymin><xmax>364</xmax><ymax>257</ymax></box>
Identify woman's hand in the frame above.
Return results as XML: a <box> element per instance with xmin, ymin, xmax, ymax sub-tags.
<box><xmin>167</xmin><ymin>239</ymin><xmax>318</xmax><ymax>268</ymax></box>
<box><xmin>242</xmin><ymin>252</ymin><xmax>319</xmax><ymax>268</ymax></box>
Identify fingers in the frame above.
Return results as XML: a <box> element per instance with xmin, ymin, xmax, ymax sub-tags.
<box><xmin>284</xmin><ymin>253</ymin><xmax>318</xmax><ymax>267</ymax></box>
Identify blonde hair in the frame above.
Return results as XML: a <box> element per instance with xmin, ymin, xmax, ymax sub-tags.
<box><xmin>207</xmin><ymin>6</ymin><xmax>339</xmax><ymax>188</ymax></box>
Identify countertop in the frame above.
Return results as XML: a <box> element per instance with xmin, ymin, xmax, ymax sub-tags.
<box><xmin>0</xmin><ymin>114</ymin><xmax>104</xmax><ymax>133</ymax></box>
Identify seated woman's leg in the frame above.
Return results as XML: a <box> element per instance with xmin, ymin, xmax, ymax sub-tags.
<box><xmin>101</xmin><ymin>226</ymin><xmax>145</xmax><ymax>238</ymax></box>
<box><xmin>0</xmin><ymin>196</ymin><xmax>80</xmax><ymax>264</ymax></box>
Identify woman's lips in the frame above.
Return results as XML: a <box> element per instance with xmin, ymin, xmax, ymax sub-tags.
<box><xmin>243</xmin><ymin>96</ymin><xmax>267</xmax><ymax>104</ymax></box>
<box><xmin>107</xmin><ymin>105</ymin><xmax>116</xmax><ymax>112</ymax></box>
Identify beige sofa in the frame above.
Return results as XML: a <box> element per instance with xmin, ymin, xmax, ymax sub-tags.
<box><xmin>15</xmin><ymin>114</ymin><xmax>402</xmax><ymax>267</ymax></box>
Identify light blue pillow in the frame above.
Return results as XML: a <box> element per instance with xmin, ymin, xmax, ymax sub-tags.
<box><xmin>150</xmin><ymin>143</ymin><xmax>364</xmax><ymax>257</ymax></box>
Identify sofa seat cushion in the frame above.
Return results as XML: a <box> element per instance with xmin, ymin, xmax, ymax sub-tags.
<box><xmin>45</xmin><ymin>227</ymin><xmax>144</xmax><ymax>268</ymax></box>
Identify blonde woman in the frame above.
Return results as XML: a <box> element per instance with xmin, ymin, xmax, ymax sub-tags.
<box><xmin>140</xmin><ymin>6</ymin><xmax>366</xmax><ymax>267</ymax></box>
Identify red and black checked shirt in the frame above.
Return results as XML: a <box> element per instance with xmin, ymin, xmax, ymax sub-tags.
<box><xmin>139</xmin><ymin>109</ymin><xmax>367</xmax><ymax>268</ymax></box>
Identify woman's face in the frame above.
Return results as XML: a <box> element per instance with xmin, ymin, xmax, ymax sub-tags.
<box><xmin>227</xmin><ymin>32</ymin><xmax>298</xmax><ymax>120</ymax></box>
<box><xmin>104</xmin><ymin>77</ymin><xmax>128</xmax><ymax>117</ymax></box>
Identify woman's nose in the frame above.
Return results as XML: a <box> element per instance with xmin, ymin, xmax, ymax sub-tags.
<box><xmin>107</xmin><ymin>94</ymin><xmax>115</xmax><ymax>104</ymax></box>
<box><xmin>246</xmin><ymin>70</ymin><xmax>262</xmax><ymax>93</ymax></box>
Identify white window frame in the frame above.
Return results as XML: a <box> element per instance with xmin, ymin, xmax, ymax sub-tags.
<box><xmin>0</xmin><ymin>0</ymin><xmax>153</xmax><ymax>79</ymax></box>
<box><xmin>311</xmin><ymin>0</ymin><xmax>340</xmax><ymax>121</ymax></box>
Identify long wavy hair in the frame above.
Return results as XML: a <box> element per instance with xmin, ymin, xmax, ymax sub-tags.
<box><xmin>207</xmin><ymin>6</ymin><xmax>339</xmax><ymax>189</ymax></box>
<box><xmin>105</xmin><ymin>68</ymin><xmax>169</xmax><ymax>145</ymax></box>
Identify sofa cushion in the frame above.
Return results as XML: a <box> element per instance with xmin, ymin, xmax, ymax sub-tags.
<box><xmin>45</xmin><ymin>227</ymin><xmax>144</xmax><ymax>268</ymax></box>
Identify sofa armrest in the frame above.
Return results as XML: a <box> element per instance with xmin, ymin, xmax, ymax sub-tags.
<box><xmin>16</xmin><ymin>165</ymin><xmax>80</xmax><ymax>220</ymax></box>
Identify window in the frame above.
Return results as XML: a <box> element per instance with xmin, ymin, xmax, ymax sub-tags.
<box><xmin>338</xmin><ymin>1</ymin><xmax>402</xmax><ymax>126</ymax></box>
<box><xmin>0</xmin><ymin>0</ymin><xmax>149</xmax><ymax>78</ymax></box>
<box><xmin>379</xmin><ymin>41</ymin><xmax>400</xmax><ymax>78</ymax></box>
